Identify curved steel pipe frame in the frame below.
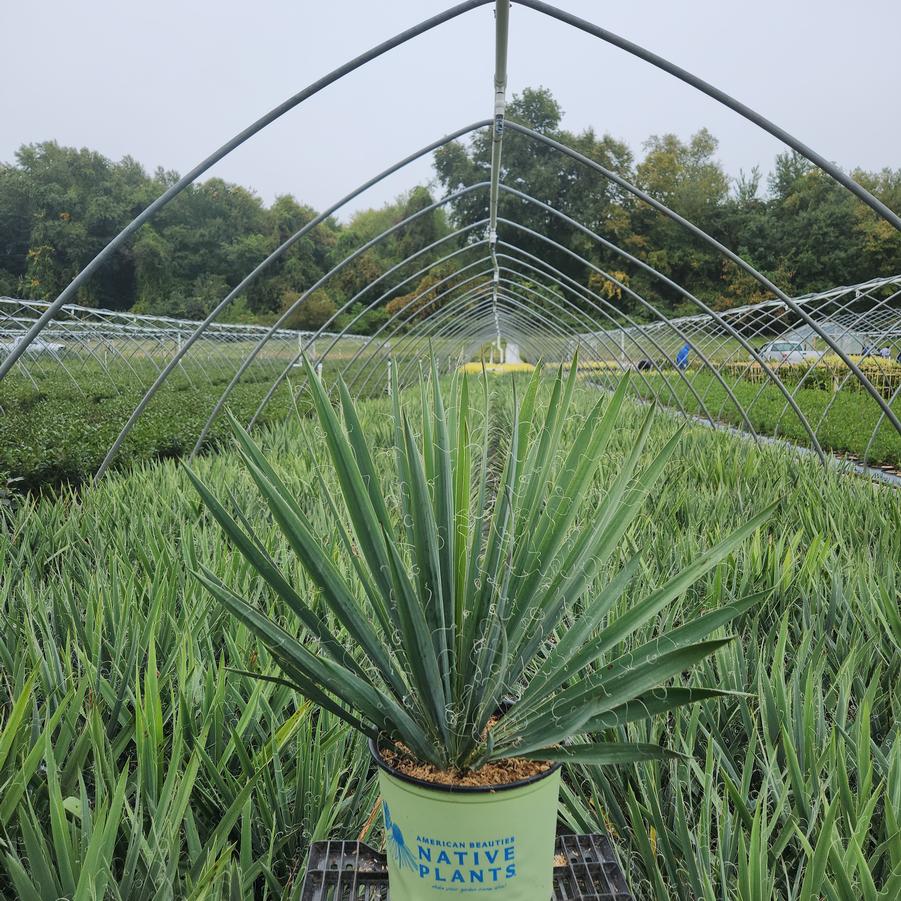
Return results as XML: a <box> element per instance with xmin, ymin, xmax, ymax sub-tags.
<box><xmin>306</xmin><ymin>240</ymin><xmax>492</xmax><ymax>379</ymax></box>
<box><xmin>359</xmin><ymin>299</ymin><xmax>562</xmax><ymax>396</ymax></box>
<box><xmin>722</xmin><ymin>286</ymin><xmax>901</xmax><ymax>448</ymax></box>
<box><xmin>4</xmin><ymin>0</ymin><xmax>900</xmax><ymax>482</ymax></box>
<box><xmin>0</xmin><ymin>0</ymin><xmax>496</xmax><ymax>379</ymax></box>
<box><xmin>389</xmin><ymin>293</ymin><xmax>593</xmax><ymax>390</ymax></box>
<box><xmin>342</xmin><ymin>236</ymin><xmax>643</xmax><ymax>396</ymax></box>
<box><xmin>775</xmin><ymin>288</ymin><xmax>901</xmax><ymax>433</ymax></box>
<box><xmin>679</xmin><ymin>282</ymin><xmax>901</xmax><ymax>460</ymax></box>
<box><xmin>445</xmin><ymin>302</ymin><xmax>559</xmax><ymax>353</ymax></box>
<box><xmin>260</xmin><ymin>179</ymin><xmax>768</xmax><ymax>432</ymax></box>
<box><xmin>429</xmin><ymin>298</ymin><xmax>615</xmax><ymax>380</ymax></box>
<box><xmin>450</xmin><ymin>305</ymin><xmax>583</xmax><ymax>370</ymax></box>
<box><xmin>498</xmin><ymin>233</ymin><xmax>816</xmax><ymax>451</ymax></box>
<box><xmin>455</xmin><ymin>295</ymin><xmax>586</xmax><ymax>362</ymax></box>
<box><xmin>257</xmin><ymin>170</ymin><xmax>825</xmax><ymax>458</ymax></box>
<box><xmin>348</xmin><ymin>269</ymin><xmax>501</xmax><ymax>370</ymax></box>
<box><xmin>213</xmin><ymin>184</ymin><xmax>494</xmax><ymax>438</ymax></box>
<box><xmin>358</xmin><ymin>276</ymin><xmax>628</xmax><ymax>397</ymax></box>
<box><xmin>335</xmin><ymin>251</ymin><xmax>497</xmax><ymax>384</ymax></box>
<box><xmin>456</xmin><ymin>303</ymin><xmax>576</xmax><ymax>356</ymax></box>
<box><xmin>490</xmin><ymin>275</ymin><xmax>673</xmax><ymax>403</ymax></box>
<box><xmin>397</xmin><ymin>280</ymin><xmax>615</xmax><ymax>381</ymax></box>
<box><xmin>865</xmin><ymin>377</ymin><xmax>901</xmax><ymax>464</ymax></box>
<box><xmin>502</xmin><ymin>125</ymin><xmax>901</xmax><ymax>442</ymax></box>
<box><xmin>821</xmin><ymin>290</ymin><xmax>901</xmax><ymax>462</ymax></box>
<box><xmin>101</xmin><ymin>186</ymin><xmax>490</xmax><ymax>475</ymax></box>
<box><xmin>344</xmin><ymin>231</ymin><xmax>747</xmax><ymax>434</ymax></box>
<box><xmin>493</xmin><ymin>246</ymin><xmax>745</xmax><ymax>431</ymax></box>
<box><xmin>205</xmin><ymin>249</ymin><xmax>495</xmax><ymax>442</ymax></box>
<box><xmin>326</xmin><ymin>275</ymin><xmax>505</xmax><ymax>397</ymax></box>
<box><xmin>425</xmin><ymin>290</ymin><xmax>619</xmax><ymax>384</ymax></box>
<box><xmin>382</xmin><ymin>277</ymin><xmax>623</xmax><ymax>394</ymax></box>
<box><xmin>492</xmin><ymin>238</ymin><xmax>759</xmax><ymax>438</ymax></box>
<box><xmin>479</xmin><ymin>300</ymin><xmax>621</xmax><ymax>382</ymax></box>
<box><xmin>491</xmin><ymin>272</ymin><xmax>682</xmax><ymax>406</ymax></box>
<box><xmin>494</xmin><ymin>194</ymin><xmax>828</xmax><ymax>459</ymax></box>
<box><xmin>246</xmin><ymin>264</ymin><xmax>494</xmax><ymax>429</ymax></box>
<box><xmin>513</xmin><ymin>1</ymin><xmax>901</xmax><ymax>230</ymax></box>
<box><xmin>351</xmin><ymin>284</ymin><xmax>518</xmax><ymax>397</ymax></box>
<box><xmin>410</xmin><ymin>307</ymin><xmax>558</xmax><ymax>377</ymax></box>
<box><xmin>492</xmin><ymin>270</ymin><xmax>694</xmax><ymax>418</ymax></box>
<box><xmin>94</xmin><ymin>123</ymin><xmax>492</xmax><ymax>478</ymax></box>
<box><xmin>344</xmin><ymin>261</ymin><xmax>631</xmax><ymax>398</ymax></box>
<box><xmin>496</xmin><ymin>225</ymin><xmax>775</xmax><ymax>439</ymax></box>
<box><xmin>352</xmin><ymin>280</ymin><xmax>597</xmax><ymax>397</ymax></box>
<box><xmin>457</xmin><ymin>318</ymin><xmax>560</xmax><ymax>365</ymax></box>
<box><xmin>327</xmin><ymin>209</ymin><xmax>810</xmax><ymax>461</ymax></box>
<box><xmin>564</xmin><ymin>278</ymin><xmax>901</xmax><ymax>462</ymax></box>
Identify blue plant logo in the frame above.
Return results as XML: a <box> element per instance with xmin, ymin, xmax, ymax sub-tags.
<box><xmin>382</xmin><ymin>802</ymin><xmax>417</xmax><ymax>872</ymax></box>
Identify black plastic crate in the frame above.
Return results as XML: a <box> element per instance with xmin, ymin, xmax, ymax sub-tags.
<box><xmin>301</xmin><ymin>834</ymin><xmax>632</xmax><ymax>900</ymax></box>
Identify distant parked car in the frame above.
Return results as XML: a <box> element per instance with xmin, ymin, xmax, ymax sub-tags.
<box><xmin>0</xmin><ymin>335</ymin><xmax>65</xmax><ymax>357</ymax></box>
<box><xmin>758</xmin><ymin>340</ymin><xmax>820</xmax><ymax>365</ymax></box>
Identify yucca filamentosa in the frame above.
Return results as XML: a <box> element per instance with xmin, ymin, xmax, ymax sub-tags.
<box><xmin>188</xmin><ymin>358</ymin><xmax>773</xmax><ymax>772</ymax></box>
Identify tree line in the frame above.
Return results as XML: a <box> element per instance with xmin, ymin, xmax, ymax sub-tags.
<box><xmin>2</xmin><ymin>87</ymin><xmax>900</xmax><ymax>332</ymax></box>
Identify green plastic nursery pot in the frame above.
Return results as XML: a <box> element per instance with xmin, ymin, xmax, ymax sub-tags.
<box><xmin>370</xmin><ymin>739</ymin><xmax>562</xmax><ymax>900</ymax></box>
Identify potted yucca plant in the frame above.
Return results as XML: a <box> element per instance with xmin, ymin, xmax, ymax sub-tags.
<box><xmin>187</xmin><ymin>358</ymin><xmax>773</xmax><ymax>901</ymax></box>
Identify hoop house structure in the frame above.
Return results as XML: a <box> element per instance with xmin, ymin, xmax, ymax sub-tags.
<box><xmin>3</xmin><ymin>8</ymin><xmax>901</xmax><ymax>901</ymax></box>
<box><xmin>2</xmin><ymin>0</ymin><xmax>900</xmax><ymax>481</ymax></box>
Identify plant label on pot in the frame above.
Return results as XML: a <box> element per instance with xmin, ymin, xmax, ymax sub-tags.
<box><xmin>376</xmin><ymin>750</ymin><xmax>561</xmax><ymax>900</ymax></box>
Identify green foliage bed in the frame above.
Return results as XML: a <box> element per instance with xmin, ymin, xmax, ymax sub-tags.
<box><xmin>0</xmin><ymin>378</ymin><xmax>898</xmax><ymax>899</ymax></box>
<box><xmin>5</xmin><ymin>358</ymin><xmax>900</xmax><ymax>495</ymax></box>
<box><xmin>0</xmin><ymin>366</ymin><xmax>302</xmax><ymax>491</ymax></box>
<box><xmin>626</xmin><ymin>369</ymin><xmax>901</xmax><ymax>469</ymax></box>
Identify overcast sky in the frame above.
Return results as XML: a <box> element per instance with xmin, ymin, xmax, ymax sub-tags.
<box><xmin>3</xmin><ymin>1</ymin><xmax>899</xmax><ymax>221</ymax></box>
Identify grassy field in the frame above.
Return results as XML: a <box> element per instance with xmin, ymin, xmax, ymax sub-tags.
<box><xmin>622</xmin><ymin>368</ymin><xmax>901</xmax><ymax>469</ymax></box>
<box><xmin>6</xmin><ymin>332</ymin><xmax>900</xmax><ymax>493</ymax></box>
<box><xmin>1</xmin><ymin>375</ymin><xmax>898</xmax><ymax>898</ymax></box>
<box><xmin>0</xmin><ymin>365</ymin><xmax>303</xmax><ymax>491</ymax></box>
<box><xmin>0</xmin><ymin>340</ymin><xmax>465</xmax><ymax>491</ymax></box>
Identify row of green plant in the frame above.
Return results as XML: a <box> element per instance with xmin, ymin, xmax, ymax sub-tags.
<box><xmin>1</xmin><ymin>375</ymin><xmax>898</xmax><ymax>898</ymax></box>
<box><xmin>718</xmin><ymin>355</ymin><xmax>901</xmax><ymax>397</ymax></box>
<box><xmin>0</xmin><ymin>367</ymin><xmax>303</xmax><ymax>492</ymax></box>
<box><xmin>619</xmin><ymin>368</ymin><xmax>901</xmax><ymax>468</ymax></box>
<box><xmin>0</xmin><ymin>344</ymin><xmax>458</xmax><ymax>491</ymax></box>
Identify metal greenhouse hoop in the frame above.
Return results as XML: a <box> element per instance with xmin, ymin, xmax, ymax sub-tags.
<box><xmin>2</xmin><ymin>0</ymin><xmax>899</xmax><ymax>482</ymax></box>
